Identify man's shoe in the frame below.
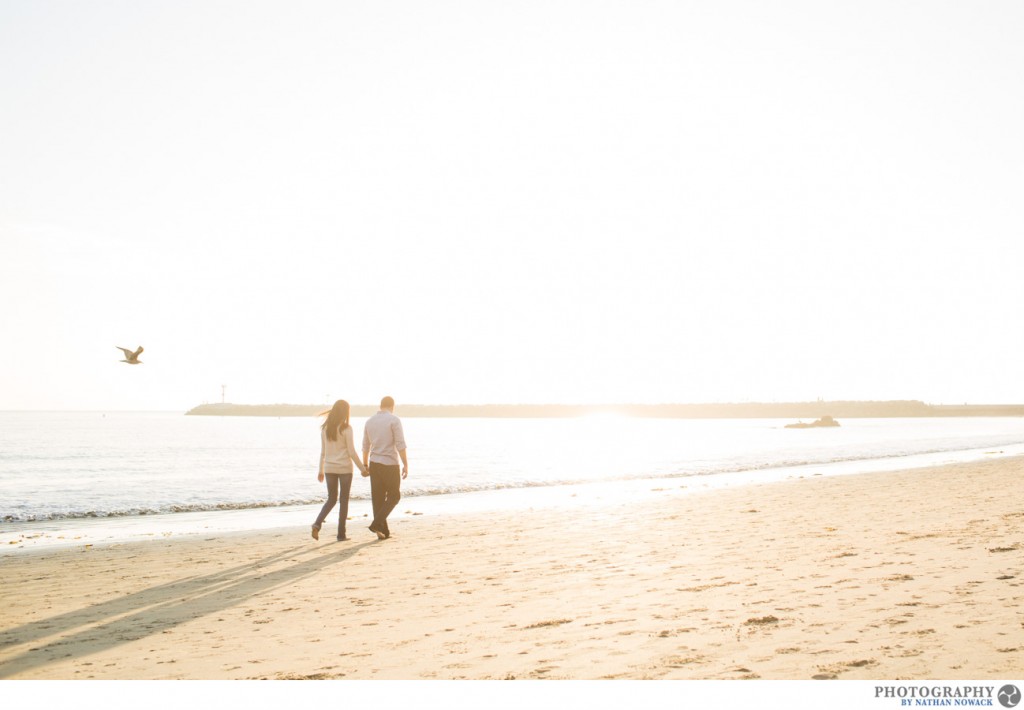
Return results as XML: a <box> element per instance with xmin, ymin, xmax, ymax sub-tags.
<box><xmin>337</xmin><ymin>535</ymin><xmax>348</xmax><ymax>541</ymax></box>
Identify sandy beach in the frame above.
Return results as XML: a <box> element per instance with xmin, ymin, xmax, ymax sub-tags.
<box><xmin>1</xmin><ymin>456</ymin><xmax>1022</xmax><ymax>681</ymax></box>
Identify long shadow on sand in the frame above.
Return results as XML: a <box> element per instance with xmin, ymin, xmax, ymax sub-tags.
<box><xmin>0</xmin><ymin>540</ymin><xmax>375</xmax><ymax>678</ymax></box>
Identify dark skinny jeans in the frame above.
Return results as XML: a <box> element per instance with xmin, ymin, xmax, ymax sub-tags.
<box><xmin>313</xmin><ymin>473</ymin><xmax>353</xmax><ymax>538</ymax></box>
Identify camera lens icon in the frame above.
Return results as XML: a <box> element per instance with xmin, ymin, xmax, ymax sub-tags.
<box><xmin>998</xmin><ymin>685</ymin><xmax>1021</xmax><ymax>709</ymax></box>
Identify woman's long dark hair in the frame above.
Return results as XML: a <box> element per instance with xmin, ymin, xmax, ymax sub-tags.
<box><xmin>321</xmin><ymin>399</ymin><xmax>351</xmax><ymax>441</ymax></box>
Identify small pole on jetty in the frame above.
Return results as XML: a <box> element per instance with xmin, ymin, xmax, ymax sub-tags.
<box><xmin>221</xmin><ymin>384</ymin><xmax>226</xmax><ymax>404</ymax></box>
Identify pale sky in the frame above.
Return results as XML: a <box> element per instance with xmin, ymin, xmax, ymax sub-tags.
<box><xmin>2</xmin><ymin>0</ymin><xmax>1023</xmax><ymax>410</ymax></box>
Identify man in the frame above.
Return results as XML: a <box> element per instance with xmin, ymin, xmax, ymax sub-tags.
<box><xmin>362</xmin><ymin>395</ymin><xmax>408</xmax><ymax>539</ymax></box>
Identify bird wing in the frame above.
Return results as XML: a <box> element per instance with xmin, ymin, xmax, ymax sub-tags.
<box><xmin>116</xmin><ymin>347</ymin><xmax>132</xmax><ymax>358</ymax></box>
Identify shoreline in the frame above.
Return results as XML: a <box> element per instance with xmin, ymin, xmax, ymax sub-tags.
<box><xmin>4</xmin><ymin>443</ymin><xmax>1024</xmax><ymax>552</ymax></box>
<box><xmin>1</xmin><ymin>456</ymin><xmax>1022</xmax><ymax>680</ymax></box>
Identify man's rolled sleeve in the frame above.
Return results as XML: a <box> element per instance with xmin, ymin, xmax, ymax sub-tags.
<box><xmin>393</xmin><ymin>420</ymin><xmax>407</xmax><ymax>452</ymax></box>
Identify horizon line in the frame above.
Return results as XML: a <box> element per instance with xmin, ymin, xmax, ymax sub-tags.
<box><xmin>9</xmin><ymin>399</ymin><xmax>1024</xmax><ymax>413</ymax></box>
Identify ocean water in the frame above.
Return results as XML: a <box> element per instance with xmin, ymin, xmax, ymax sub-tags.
<box><xmin>2</xmin><ymin>412</ymin><xmax>1024</xmax><ymax>547</ymax></box>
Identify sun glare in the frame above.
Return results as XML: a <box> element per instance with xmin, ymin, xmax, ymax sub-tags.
<box><xmin>578</xmin><ymin>411</ymin><xmax>630</xmax><ymax>422</ymax></box>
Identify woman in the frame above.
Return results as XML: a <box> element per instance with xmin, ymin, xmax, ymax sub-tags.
<box><xmin>312</xmin><ymin>399</ymin><xmax>367</xmax><ymax>541</ymax></box>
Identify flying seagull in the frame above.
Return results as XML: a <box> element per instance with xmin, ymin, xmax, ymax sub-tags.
<box><xmin>117</xmin><ymin>346</ymin><xmax>144</xmax><ymax>364</ymax></box>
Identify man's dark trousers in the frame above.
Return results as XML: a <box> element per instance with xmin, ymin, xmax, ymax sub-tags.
<box><xmin>369</xmin><ymin>462</ymin><xmax>401</xmax><ymax>535</ymax></box>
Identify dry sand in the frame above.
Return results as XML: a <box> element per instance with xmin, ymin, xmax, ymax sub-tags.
<box><xmin>1</xmin><ymin>456</ymin><xmax>1022</xmax><ymax>680</ymax></box>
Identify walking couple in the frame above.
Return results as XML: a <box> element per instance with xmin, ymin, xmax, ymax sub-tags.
<box><xmin>311</xmin><ymin>396</ymin><xmax>409</xmax><ymax>541</ymax></box>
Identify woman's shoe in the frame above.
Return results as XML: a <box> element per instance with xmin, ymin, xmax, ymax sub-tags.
<box><xmin>311</xmin><ymin>524</ymin><xmax>320</xmax><ymax>540</ymax></box>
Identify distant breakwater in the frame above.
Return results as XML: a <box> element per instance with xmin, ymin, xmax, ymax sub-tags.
<box><xmin>184</xmin><ymin>401</ymin><xmax>1024</xmax><ymax>418</ymax></box>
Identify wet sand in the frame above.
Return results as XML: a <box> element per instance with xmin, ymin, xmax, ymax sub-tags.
<box><xmin>1</xmin><ymin>456</ymin><xmax>1021</xmax><ymax>680</ymax></box>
